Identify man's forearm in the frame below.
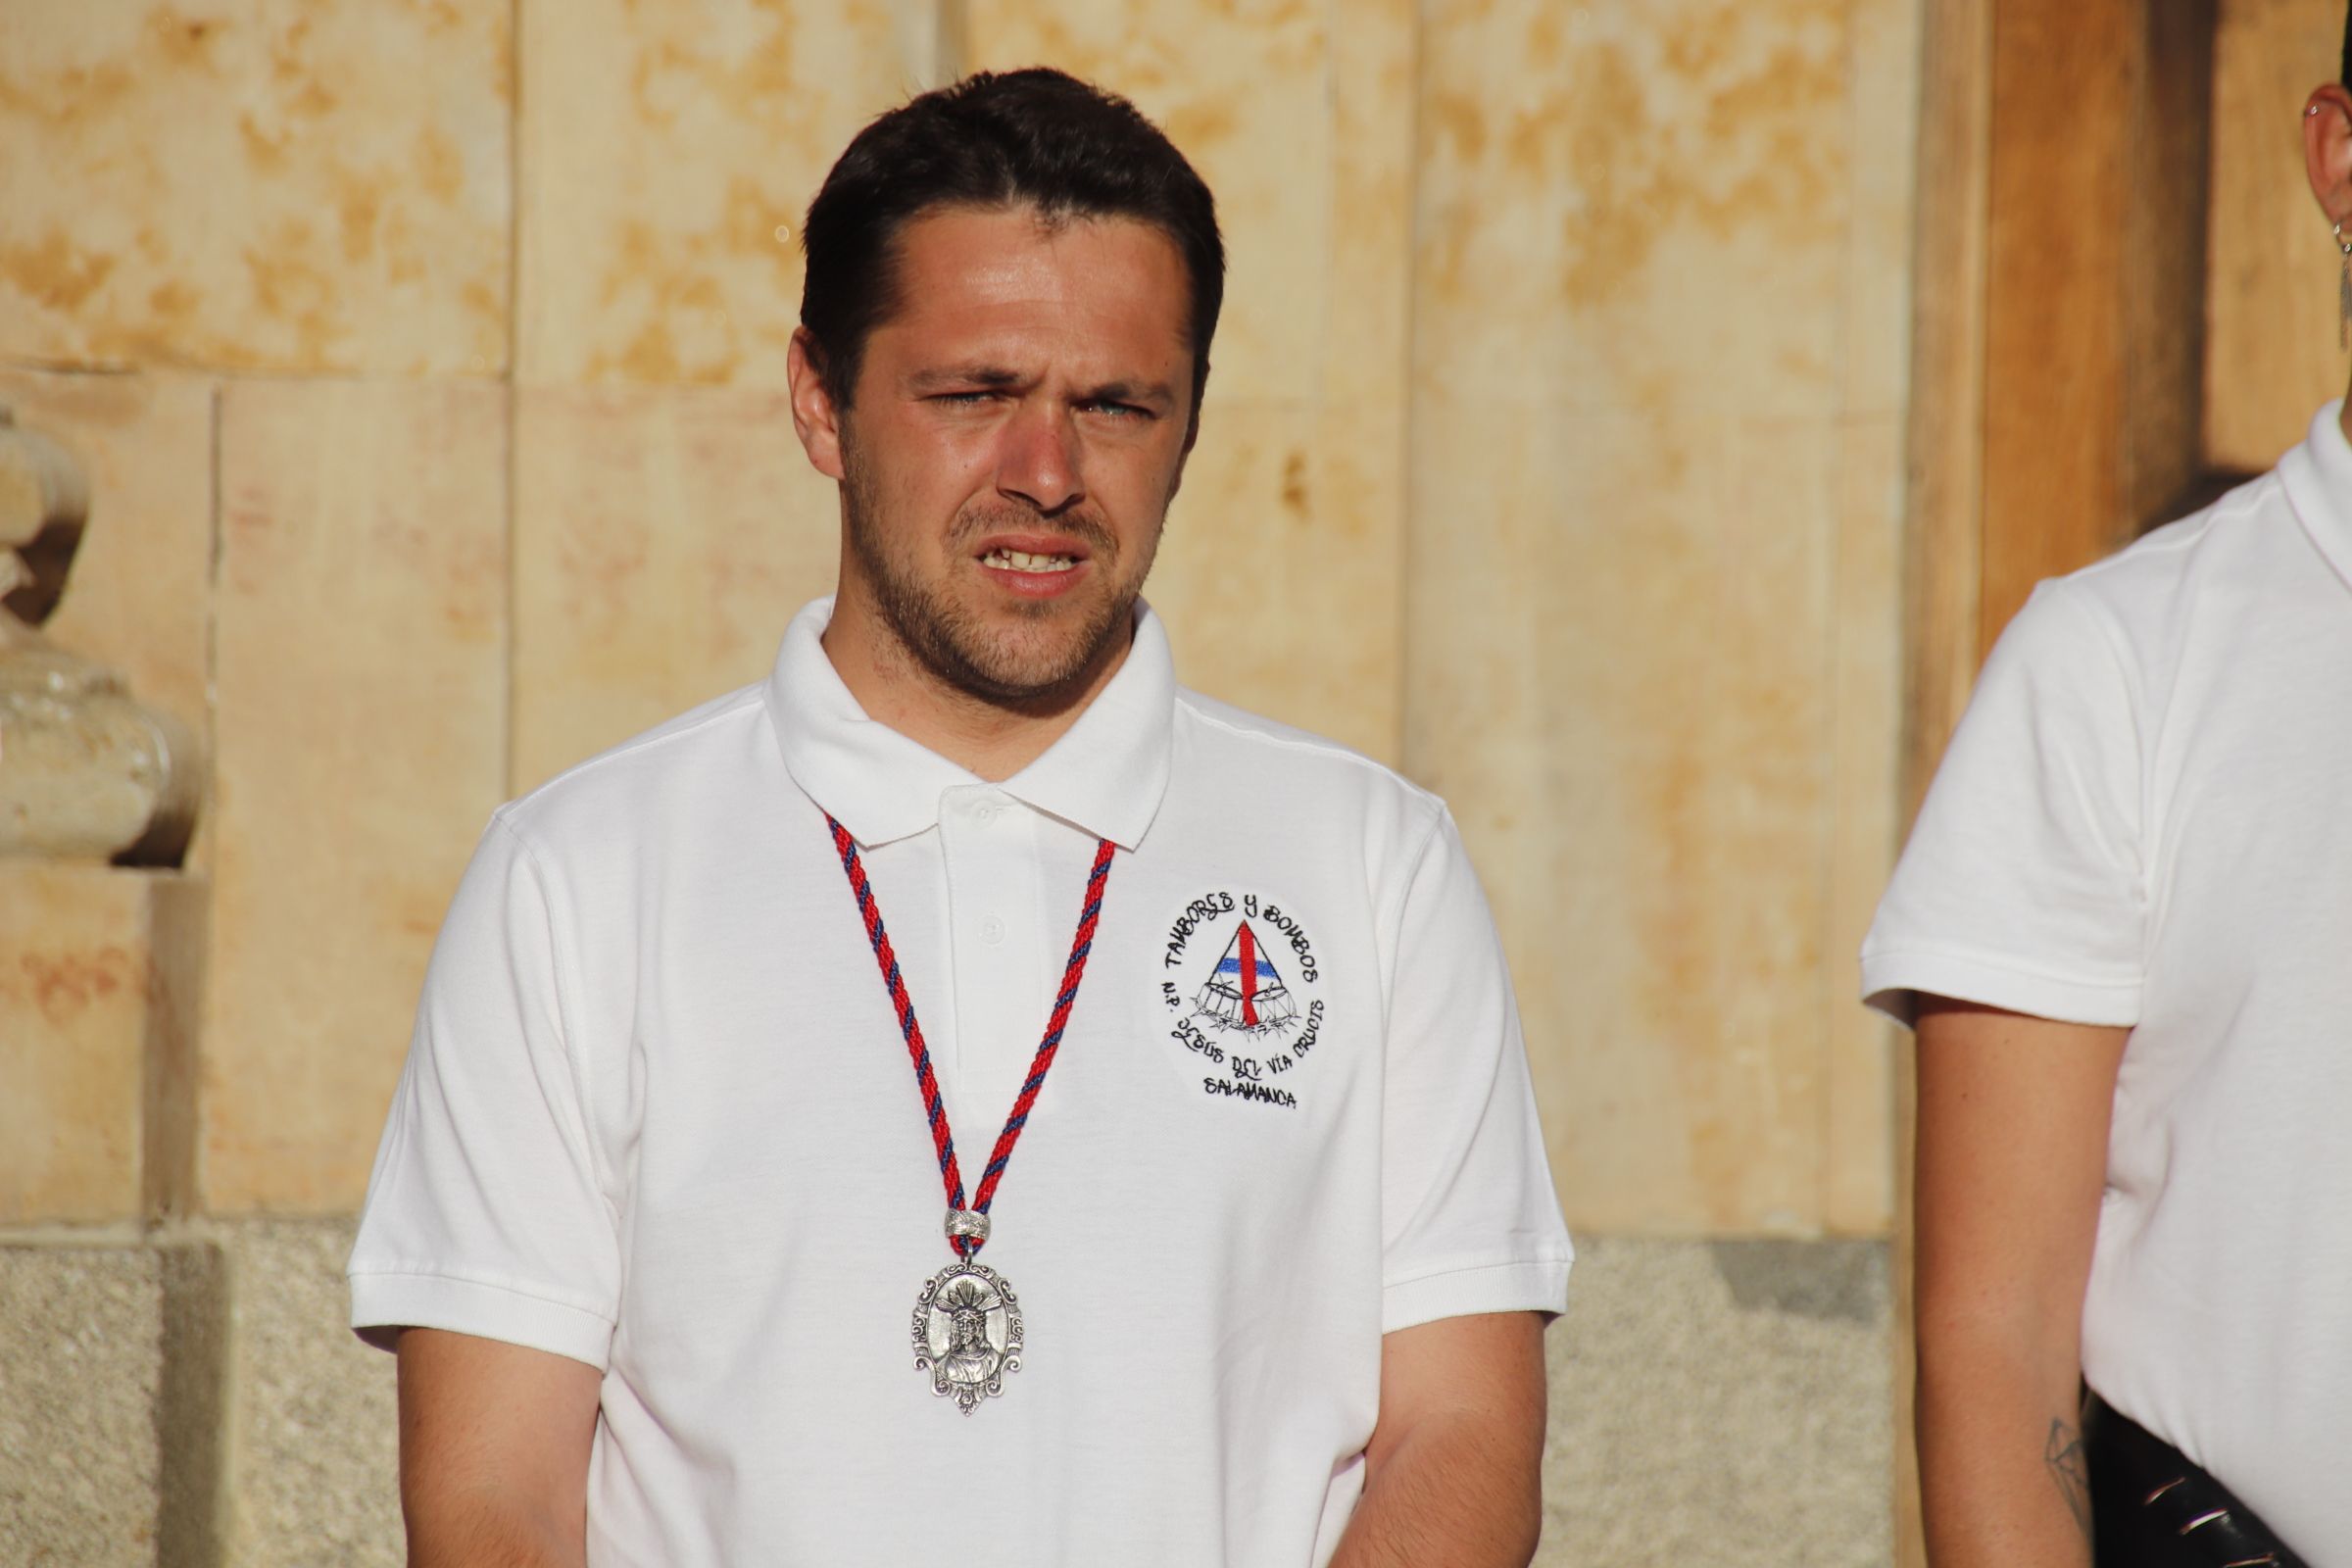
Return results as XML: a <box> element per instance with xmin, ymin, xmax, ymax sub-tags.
<box><xmin>397</xmin><ymin>1329</ymin><xmax>598</xmax><ymax>1568</ymax></box>
<box><xmin>404</xmin><ymin>1480</ymin><xmax>588</xmax><ymax>1568</ymax></box>
<box><xmin>1910</xmin><ymin>1004</ymin><xmax>2119</xmax><ymax>1568</ymax></box>
<box><xmin>1916</xmin><ymin>1342</ymin><xmax>2094</xmax><ymax>1568</ymax></box>
<box><xmin>1329</xmin><ymin>1412</ymin><xmax>1543</xmax><ymax>1568</ymax></box>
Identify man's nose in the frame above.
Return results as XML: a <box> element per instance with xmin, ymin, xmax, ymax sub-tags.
<box><xmin>994</xmin><ymin>405</ymin><xmax>1084</xmax><ymax>515</ymax></box>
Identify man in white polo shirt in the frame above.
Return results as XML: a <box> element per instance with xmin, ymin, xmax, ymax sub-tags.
<box><xmin>349</xmin><ymin>68</ymin><xmax>1571</xmax><ymax>1567</ymax></box>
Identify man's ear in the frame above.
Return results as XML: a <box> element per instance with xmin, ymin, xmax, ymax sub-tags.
<box><xmin>2303</xmin><ymin>83</ymin><xmax>2352</xmax><ymax>226</ymax></box>
<box><xmin>787</xmin><ymin>327</ymin><xmax>849</xmax><ymax>482</ymax></box>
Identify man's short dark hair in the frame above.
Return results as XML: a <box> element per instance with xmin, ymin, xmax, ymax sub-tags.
<box><xmin>799</xmin><ymin>68</ymin><xmax>1224</xmax><ymax>416</ymax></box>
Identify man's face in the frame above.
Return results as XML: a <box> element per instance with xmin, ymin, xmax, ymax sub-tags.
<box><xmin>825</xmin><ymin>204</ymin><xmax>1198</xmax><ymax>705</ymax></box>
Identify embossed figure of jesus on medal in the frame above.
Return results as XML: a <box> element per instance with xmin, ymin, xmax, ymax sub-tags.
<box><xmin>825</xmin><ymin>815</ymin><xmax>1115</xmax><ymax>1415</ymax></box>
<box><xmin>914</xmin><ymin>1208</ymin><xmax>1024</xmax><ymax>1411</ymax></box>
<box><xmin>913</xmin><ymin>1257</ymin><xmax>1023</xmax><ymax>1412</ymax></box>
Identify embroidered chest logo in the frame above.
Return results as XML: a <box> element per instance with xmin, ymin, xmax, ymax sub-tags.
<box><xmin>1159</xmin><ymin>891</ymin><xmax>1327</xmax><ymax>1109</ymax></box>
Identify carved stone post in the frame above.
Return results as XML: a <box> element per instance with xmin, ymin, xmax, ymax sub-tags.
<box><xmin>0</xmin><ymin>406</ymin><xmax>199</xmax><ymax>862</ymax></box>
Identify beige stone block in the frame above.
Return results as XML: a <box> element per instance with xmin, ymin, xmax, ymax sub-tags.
<box><xmin>966</xmin><ymin>0</ymin><xmax>1353</xmax><ymax>406</ymax></box>
<box><xmin>0</xmin><ymin>866</ymin><xmax>202</xmax><ymax>1225</ymax></box>
<box><xmin>220</xmin><ymin>1217</ymin><xmax>400</xmax><ymax>1567</ymax></box>
<box><xmin>1540</xmin><ymin>1238</ymin><xmax>1890</xmax><ymax>1564</ymax></box>
<box><xmin>1415</xmin><ymin>0</ymin><xmax>1852</xmax><ymax>416</ymax></box>
<box><xmin>892</xmin><ymin>0</ymin><xmax>967</xmax><ymax>91</ymax></box>
<box><xmin>511</xmin><ymin>385</ymin><xmax>839</xmax><ymax>792</ymax></box>
<box><xmin>959</xmin><ymin>1</ymin><xmax>1416</xmax><ymax>759</ymax></box>
<box><xmin>2205</xmin><ymin>0</ymin><xmax>2348</xmax><ymax>472</ymax></box>
<box><xmin>1325</xmin><ymin>0</ymin><xmax>1418</xmax><ymax>404</ymax></box>
<box><xmin>1842</xmin><ymin>0</ymin><xmax>1927</xmax><ymax>418</ymax></box>
<box><xmin>1825</xmin><ymin>416</ymin><xmax>1902</xmax><ymax>1234</ymax></box>
<box><xmin>205</xmin><ymin>380</ymin><xmax>506</xmax><ymax>1213</ymax></box>
<box><xmin>1406</xmin><ymin>403</ymin><xmax>1839</xmax><ymax>1233</ymax></box>
<box><xmin>0</xmin><ymin>370</ymin><xmax>213</xmax><ymax>766</ymax></box>
<box><xmin>0</xmin><ymin>864</ymin><xmax>147</xmax><ymax>1222</ymax></box>
<box><xmin>1152</xmin><ymin>397</ymin><xmax>1403</xmax><ymax>763</ymax></box>
<box><xmin>515</xmin><ymin>0</ymin><xmax>907</xmax><ymax>386</ymax></box>
<box><xmin>0</xmin><ymin>1</ymin><xmax>511</xmax><ymax>376</ymax></box>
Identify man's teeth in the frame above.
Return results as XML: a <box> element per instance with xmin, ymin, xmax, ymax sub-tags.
<box><xmin>983</xmin><ymin>548</ymin><xmax>1077</xmax><ymax>572</ymax></box>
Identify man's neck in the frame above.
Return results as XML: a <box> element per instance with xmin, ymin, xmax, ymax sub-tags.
<box><xmin>820</xmin><ymin>600</ymin><xmax>1132</xmax><ymax>784</ymax></box>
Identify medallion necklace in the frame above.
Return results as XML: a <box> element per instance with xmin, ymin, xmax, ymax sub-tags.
<box><xmin>824</xmin><ymin>812</ymin><xmax>1115</xmax><ymax>1414</ymax></box>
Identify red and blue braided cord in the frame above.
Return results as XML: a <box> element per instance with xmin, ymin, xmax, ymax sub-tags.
<box><xmin>826</xmin><ymin>813</ymin><xmax>1115</xmax><ymax>1261</ymax></box>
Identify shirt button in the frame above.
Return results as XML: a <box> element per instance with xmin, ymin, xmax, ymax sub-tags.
<box><xmin>974</xmin><ymin>802</ymin><xmax>1000</xmax><ymax>824</ymax></box>
<box><xmin>980</xmin><ymin>914</ymin><xmax>1006</xmax><ymax>945</ymax></box>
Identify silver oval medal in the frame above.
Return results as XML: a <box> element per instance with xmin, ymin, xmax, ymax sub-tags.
<box><xmin>911</xmin><ymin>1258</ymin><xmax>1023</xmax><ymax>1413</ymax></box>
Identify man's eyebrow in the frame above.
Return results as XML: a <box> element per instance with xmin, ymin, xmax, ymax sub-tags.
<box><xmin>1084</xmin><ymin>379</ymin><xmax>1178</xmax><ymax>408</ymax></box>
<box><xmin>906</xmin><ymin>365</ymin><xmax>1026</xmax><ymax>391</ymax></box>
<box><xmin>904</xmin><ymin>366</ymin><xmax>1178</xmax><ymax>407</ymax></box>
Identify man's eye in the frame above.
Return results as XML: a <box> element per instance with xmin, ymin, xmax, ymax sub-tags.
<box><xmin>1085</xmin><ymin>401</ymin><xmax>1150</xmax><ymax>419</ymax></box>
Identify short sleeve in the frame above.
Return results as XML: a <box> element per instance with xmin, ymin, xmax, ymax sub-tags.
<box><xmin>1378</xmin><ymin>808</ymin><xmax>1574</xmax><ymax>1334</ymax></box>
<box><xmin>347</xmin><ymin>812</ymin><xmax>621</xmax><ymax>1368</ymax></box>
<box><xmin>1862</xmin><ymin>578</ymin><xmax>2146</xmax><ymax>1028</ymax></box>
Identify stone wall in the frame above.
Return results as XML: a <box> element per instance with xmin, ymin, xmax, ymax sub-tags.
<box><xmin>1</xmin><ymin>1</ymin><xmax>1919</xmax><ymax>1560</ymax></box>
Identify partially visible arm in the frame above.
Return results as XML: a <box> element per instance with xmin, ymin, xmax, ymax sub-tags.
<box><xmin>398</xmin><ymin>1327</ymin><xmax>604</xmax><ymax>1568</ymax></box>
<box><xmin>1914</xmin><ymin>998</ymin><xmax>2128</xmax><ymax>1568</ymax></box>
<box><xmin>1329</xmin><ymin>1311</ymin><xmax>1548</xmax><ymax>1568</ymax></box>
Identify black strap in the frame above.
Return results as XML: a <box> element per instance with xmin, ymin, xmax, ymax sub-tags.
<box><xmin>2083</xmin><ymin>1394</ymin><xmax>2308</xmax><ymax>1568</ymax></box>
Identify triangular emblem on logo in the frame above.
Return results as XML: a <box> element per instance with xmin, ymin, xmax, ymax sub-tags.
<box><xmin>1193</xmin><ymin>919</ymin><xmax>1299</xmax><ymax>1032</ymax></box>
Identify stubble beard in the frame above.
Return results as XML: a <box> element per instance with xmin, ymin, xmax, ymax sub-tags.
<box><xmin>840</xmin><ymin>444</ymin><xmax>1159</xmax><ymax>710</ymax></box>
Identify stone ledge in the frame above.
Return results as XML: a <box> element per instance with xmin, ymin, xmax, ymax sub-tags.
<box><xmin>1540</xmin><ymin>1236</ymin><xmax>1893</xmax><ymax>1567</ymax></box>
<box><xmin>0</xmin><ymin>1232</ymin><xmax>223</xmax><ymax>1568</ymax></box>
<box><xmin>218</xmin><ymin>1218</ymin><xmax>398</xmax><ymax>1567</ymax></box>
<box><xmin>3</xmin><ymin>1225</ymin><xmax>1889</xmax><ymax>1565</ymax></box>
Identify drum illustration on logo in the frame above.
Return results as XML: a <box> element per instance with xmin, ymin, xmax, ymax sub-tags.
<box><xmin>1194</xmin><ymin>920</ymin><xmax>1299</xmax><ymax>1033</ymax></box>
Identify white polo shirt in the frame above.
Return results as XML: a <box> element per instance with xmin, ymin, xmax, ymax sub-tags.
<box><xmin>1862</xmin><ymin>405</ymin><xmax>2352</xmax><ymax>1560</ymax></box>
<box><xmin>350</xmin><ymin>597</ymin><xmax>1572</xmax><ymax>1568</ymax></box>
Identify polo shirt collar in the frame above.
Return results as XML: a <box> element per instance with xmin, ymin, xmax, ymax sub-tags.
<box><xmin>2282</xmin><ymin>399</ymin><xmax>2352</xmax><ymax>595</ymax></box>
<box><xmin>765</xmin><ymin>596</ymin><xmax>1175</xmax><ymax>851</ymax></box>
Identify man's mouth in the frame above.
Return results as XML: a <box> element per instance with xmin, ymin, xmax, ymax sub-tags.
<box><xmin>980</xmin><ymin>547</ymin><xmax>1079</xmax><ymax>574</ymax></box>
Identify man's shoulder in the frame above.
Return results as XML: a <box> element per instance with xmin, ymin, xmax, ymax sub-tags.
<box><xmin>1978</xmin><ymin>467</ymin><xmax>2298</xmax><ymax>703</ymax></box>
<box><xmin>497</xmin><ymin>681</ymin><xmax>772</xmax><ymax>852</ymax></box>
<box><xmin>2054</xmin><ymin>467</ymin><xmax>2291</xmax><ymax>626</ymax></box>
<box><xmin>1171</xmin><ymin>687</ymin><xmax>1447</xmax><ymax>837</ymax></box>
